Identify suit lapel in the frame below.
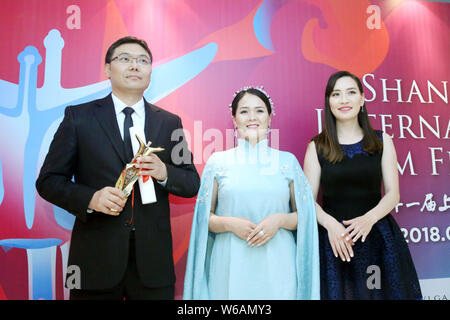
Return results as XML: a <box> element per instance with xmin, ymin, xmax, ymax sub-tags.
<box><xmin>144</xmin><ymin>99</ymin><xmax>163</xmax><ymax>146</ymax></box>
<box><xmin>93</xmin><ymin>94</ymin><xmax>127</xmax><ymax>164</ymax></box>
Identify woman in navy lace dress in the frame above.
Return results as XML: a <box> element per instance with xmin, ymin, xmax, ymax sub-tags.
<box><xmin>303</xmin><ymin>71</ymin><xmax>422</xmax><ymax>299</ymax></box>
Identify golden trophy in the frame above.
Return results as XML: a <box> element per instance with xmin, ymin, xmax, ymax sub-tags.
<box><xmin>114</xmin><ymin>135</ymin><xmax>164</xmax><ymax>202</ymax></box>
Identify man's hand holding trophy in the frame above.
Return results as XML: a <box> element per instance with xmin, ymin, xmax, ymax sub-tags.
<box><xmin>111</xmin><ymin>135</ymin><xmax>164</xmax><ymax>212</ymax></box>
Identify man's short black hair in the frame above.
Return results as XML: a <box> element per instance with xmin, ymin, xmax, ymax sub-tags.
<box><xmin>105</xmin><ymin>36</ymin><xmax>153</xmax><ymax>64</ymax></box>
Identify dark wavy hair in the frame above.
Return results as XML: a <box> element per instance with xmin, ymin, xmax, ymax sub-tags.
<box><xmin>230</xmin><ymin>88</ymin><xmax>272</xmax><ymax>116</ymax></box>
<box><xmin>105</xmin><ymin>36</ymin><xmax>153</xmax><ymax>64</ymax></box>
<box><xmin>313</xmin><ymin>71</ymin><xmax>382</xmax><ymax>163</ymax></box>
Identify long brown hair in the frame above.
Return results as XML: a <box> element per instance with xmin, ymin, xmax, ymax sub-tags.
<box><xmin>314</xmin><ymin>71</ymin><xmax>382</xmax><ymax>163</ymax></box>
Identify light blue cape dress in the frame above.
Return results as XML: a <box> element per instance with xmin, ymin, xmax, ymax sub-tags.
<box><xmin>183</xmin><ymin>139</ymin><xmax>320</xmax><ymax>299</ymax></box>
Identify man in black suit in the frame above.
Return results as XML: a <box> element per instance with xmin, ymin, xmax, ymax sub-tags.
<box><xmin>36</xmin><ymin>36</ymin><xmax>200</xmax><ymax>299</ymax></box>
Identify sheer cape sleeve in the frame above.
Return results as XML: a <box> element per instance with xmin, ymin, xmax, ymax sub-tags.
<box><xmin>183</xmin><ymin>153</ymin><xmax>219</xmax><ymax>299</ymax></box>
<box><xmin>287</xmin><ymin>154</ymin><xmax>320</xmax><ymax>299</ymax></box>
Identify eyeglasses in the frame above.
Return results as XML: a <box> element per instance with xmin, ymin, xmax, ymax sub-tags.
<box><xmin>109</xmin><ymin>54</ymin><xmax>151</xmax><ymax>66</ymax></box>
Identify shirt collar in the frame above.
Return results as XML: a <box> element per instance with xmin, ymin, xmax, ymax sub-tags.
<box><xmin>111</xmin><ymin>93</ymin><xmax>145</xmax><ymax>120</ymax></box>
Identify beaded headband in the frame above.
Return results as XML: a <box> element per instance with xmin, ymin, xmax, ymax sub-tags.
<box><xmin>229</xmin><ymin>86</ymin><xmax>275</xmax><ymax>115</ymax></box>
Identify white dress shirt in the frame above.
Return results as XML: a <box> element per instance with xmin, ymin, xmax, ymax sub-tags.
<box><xmin>112</xmin><ymin>93</ymin><xmax>167</xmax><ymax>186</ymax></box>
<box><xmin>112</xmin><ymin>93</ymin><xmax>145</xmax><ymax>140</ymax></box>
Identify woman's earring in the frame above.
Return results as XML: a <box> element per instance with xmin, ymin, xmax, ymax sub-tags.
<box><xmin>360</xmin><ymin>105</ymin><xmax>365</xmax><ymax>113</ymax></box>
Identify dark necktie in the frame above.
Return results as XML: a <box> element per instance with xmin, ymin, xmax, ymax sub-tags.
<box><xmin>123</xmin><ymin>107</ymin><xmax>134</xmax><ymax>162</ymax></box>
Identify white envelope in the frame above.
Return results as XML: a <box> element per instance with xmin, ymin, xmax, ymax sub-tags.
<box><xmin>129</xmin><ymin>126</ymin><xmax>157</xmax><ymax>204</ymax></box>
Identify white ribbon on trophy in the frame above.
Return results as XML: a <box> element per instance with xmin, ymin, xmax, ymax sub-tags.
<box><xmin>129</xmin><ymin>126</ymin><xmax>157</xmax><ymax>204</ymax></box>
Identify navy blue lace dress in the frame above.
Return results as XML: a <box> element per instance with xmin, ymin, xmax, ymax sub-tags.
<box><xmin>317</xmin><ymin>131</ymin><xmax>422</xmax><ymax>299</ymax></box>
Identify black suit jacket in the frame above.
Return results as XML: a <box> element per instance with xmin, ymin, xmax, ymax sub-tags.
<box><xmin>36</xmin><ymin>94</ymin><xmax>200</xmax><ymax>290</ymax></box>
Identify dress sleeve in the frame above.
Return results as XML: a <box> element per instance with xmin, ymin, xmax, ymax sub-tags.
<box><xmin>289</xmin><ymin>154</ymin><xmax>321</xmax><ymax>299</ymax></box>
<box><xmin>183</xmin><ymin>153</ymin><xmax>219</xmax><ymax>299</ymax></box>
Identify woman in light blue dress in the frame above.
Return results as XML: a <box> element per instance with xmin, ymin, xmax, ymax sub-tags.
<box><xmin>183</xmin><ymin>87</ymin><xmax>320</xmax><ymax>299</ymax></box>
